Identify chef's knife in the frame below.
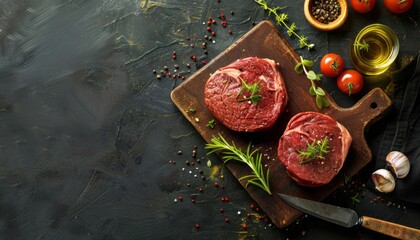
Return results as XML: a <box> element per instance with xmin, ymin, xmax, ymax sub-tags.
<box><xmin>277</xmin><ymin>193</ymin><xmax>420</xmax><ymax>240</ymax></box>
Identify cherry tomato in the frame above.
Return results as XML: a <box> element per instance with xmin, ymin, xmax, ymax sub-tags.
<box><xmin>384</xmin><ymin>0</ymin><xmax>413</xmax><ymax>14</ymax></box>
<box><xmin>336</xmin><ymin>70</ymin><xmax>364</xmax><ymax>95</ymax></box>
<box><xmin>350</xmin><ymin>0</ymin><xmax>376</xmax><ymax>13</ymax></box>
<box><xmin>320</xmin><ymin>53</ymin><xmax>345</xmax><ymax>77</ymax></box>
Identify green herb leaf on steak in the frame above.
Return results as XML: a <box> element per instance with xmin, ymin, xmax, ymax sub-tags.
<box><xmin>297</xmin><ymin>136</ymin><xmax>331</xmax><ymax>164</ymax></box>
<box><xmin>236</xmin><ymin>77</ymin><xmax>263</xmax><ymax>105</ymax></box>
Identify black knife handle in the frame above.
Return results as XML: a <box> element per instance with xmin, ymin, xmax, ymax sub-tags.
<box><xmin>360</xmin><ymin>216</ymin><xmax>420</xmax><ymax>240</ymax></box>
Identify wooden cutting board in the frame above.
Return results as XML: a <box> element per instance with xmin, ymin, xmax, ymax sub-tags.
<box><xmin>170</xmin><ymin>20</ymin><xmax>392</xmax><ymax>229</ymax></box>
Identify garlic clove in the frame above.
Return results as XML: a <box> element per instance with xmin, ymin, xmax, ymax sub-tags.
<box><xmin>386</xmin><ymin>151</ymin><xmax>410</xmax><ymax>179</ymax></box>
<box><xmin>372</xmin><ymin>169</ymin><xmax>395</xmax><ymax>193</ymax></box>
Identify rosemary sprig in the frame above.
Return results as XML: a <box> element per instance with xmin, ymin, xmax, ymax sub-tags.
<box><xmin>295</xmin><ymin>56</ymin><xmax>329</xmax><ymax>109</ymax></box>
<box><xmin>354</xmin><ymin>39</ymin><xmax>369</xmax><ymax>52</ymax></box>
<box><xmin>297</xmin><ymin>136</ymin><xmax>330</xmax><ymax>164</ymax></box>
<box><xmin>255</xmin><ymin>0</ymin><xmax>314</xmax><ymax>50</ymax></box>
<box><xmin>236</xmin><ymin>77</ymin><xmax>262</xmax><ymax>105</ymax></box>
<box><xmin>205</xmin><ymin>133</ymin><xmax>271</xmax><ymax>195</ymax></box>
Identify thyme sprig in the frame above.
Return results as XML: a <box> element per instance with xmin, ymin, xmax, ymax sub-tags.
<box><xmin>297</xmin><ymin>136</ymin><xmax>331</xmax><ymax>164</ymax></box>
<box><xmin>236</xmin><ymin>77</ymin><xmax>262</xmax><ymax>105</ymax></box>
<box><xmin>354</xmin><ymin>39</ymin><xmax>370</xmax><ymax>52</ymax></box>
<box><xmin>205</xmin><ymin>133</ymin><xmax>271</xmax><ymax>195</ymax></box>
<box><xmin>295</xmin><ymin>56</ymin><xmax>330</xmax><ymax>109</ymax></box>
<box><xmin>255</xmin><ymin>0</ymin><xmax>314</xmax><ymax>50</ymax></box>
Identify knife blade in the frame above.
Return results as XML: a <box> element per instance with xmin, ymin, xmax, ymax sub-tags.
<box><xmin>278</xmin><ymin>193</ymin><xmax>420</xmax><ymax>240</ymax></box>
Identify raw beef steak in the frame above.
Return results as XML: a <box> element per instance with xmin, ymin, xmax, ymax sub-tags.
<box><xmin>277</xmin><ymin>112</ymin><xmax>352</xmax><ymax>187</ymax></box>
<box><xmin>204</xmin><ymin>57</ymin><xmax>288</xmax><ymax>132</ymax></box>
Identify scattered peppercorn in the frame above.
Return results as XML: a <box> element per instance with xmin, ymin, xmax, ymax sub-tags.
<box><xmin>225</xmin><ymin>217</ymin><xmax>229</xmax><ymax>223</ymax></box>
<box><xmin>195</xmin><ymin>223</ymin><xmax>200</xmax><ymax>229</ymax></box>
<box><xmin>156</xmin><ymin>75</ymin><xmax>161</xmax><ymax>80</ymax></box>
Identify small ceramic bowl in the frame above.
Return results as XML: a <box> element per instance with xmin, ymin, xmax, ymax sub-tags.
<box><xmin>304</xmin><ymin>0</ymin><xmax>348</xmax><ymax>31</ymax></box>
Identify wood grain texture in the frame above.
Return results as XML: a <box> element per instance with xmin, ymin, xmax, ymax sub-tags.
<box><xmin>170</xmin><ymin>20</ymin><xmax>392</xmax><ymax>228</ymax></box>
<box><xmin>361</xmin><ymin>216</ymin><xmax>420</xmax><ymax>240</ymax></box>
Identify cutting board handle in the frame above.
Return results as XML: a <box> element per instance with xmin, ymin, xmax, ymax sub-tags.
<box><xmin>361</xmin><ymin>216</ymin><xmax>420</xmax><ymax>240</ymax></box>
<box><xmin>331</xmin><ymin>88</ymin><xmax>392</xmax><ymax>129</ymax></box>
<box><xmin>350</xmin><ymin>88</ymin><xmax>392</xmax><ymax>127</ymax></box>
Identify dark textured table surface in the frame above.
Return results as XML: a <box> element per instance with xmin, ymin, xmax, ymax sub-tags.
<box><xmin>1</xmin><ymin>0</ymin><xmax>419</xmax><ymax>239</ymax></box>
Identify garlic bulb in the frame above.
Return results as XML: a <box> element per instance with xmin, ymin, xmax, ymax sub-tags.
<box><xmin>372</xmin><ymin>169</ymin><xmax>395</xmax><ymax>193</ymax></box>
<box><xmin>386</xmin><ymin>151</ymin><xmax>410</xmax><ymax>178</ymax></box>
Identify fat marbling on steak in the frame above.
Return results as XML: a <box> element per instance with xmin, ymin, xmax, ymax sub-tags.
<box><xmin>277</xmin><ymin>112</ymin><xmax>352</xmax><ymax>187</ymax></box>
<box><xmin>204</xmin><ymin>57</ymin><xmax>288</xmax><ymax>132</ymax></box>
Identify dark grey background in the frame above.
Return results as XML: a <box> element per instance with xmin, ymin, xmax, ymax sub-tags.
<box><xmin>0</xmin><ymin>0</ymin><xmax>419</xmax><ymax>239</ymax></box>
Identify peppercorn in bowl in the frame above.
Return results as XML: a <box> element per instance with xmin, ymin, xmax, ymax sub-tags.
<box><xmin>304</xmin><ymin>0</ymin><xmax>348</xmax><ymax>31</ymax></box>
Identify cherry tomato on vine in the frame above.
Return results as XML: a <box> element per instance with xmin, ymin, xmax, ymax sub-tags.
<box><xmin>350</xmin><ymin>0</ymin><xmax>376</xmax><ymax>13</ymax></box>
<box><xmin>320</xmin><ymin>53</ymin><xmax>345</xmax><ymax>77</ymax></box>
<box><xmin>384</xmin><ymin>0</ymin><xmax>413</xmax><ymax>14</ymax></box>
<box><xmin>336</xmin><ymin>69</ymin><xmax>364</xmax><ymax>95</ymax></box>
